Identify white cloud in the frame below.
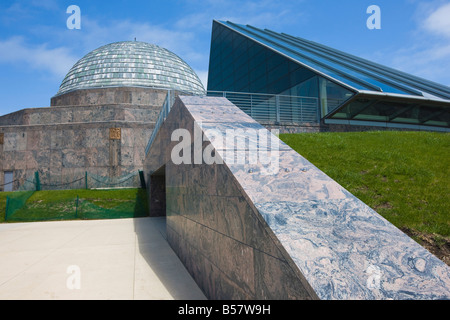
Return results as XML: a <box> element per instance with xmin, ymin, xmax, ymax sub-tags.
<box><xmin>79</xmin><ymin>18</ymin><xmax>197</xmax><ymax>51</ymax></box>
<box><xmin>0</xmin><ymin>36</ymin><xmax>78</xmax><ymax>78</ymax></box>
<box><xmin>38</xmin><ymin>15</ymin><xmax>207</xmax><ymax>68</ymax></box>
<box><xmin>388</xmin><ymin>43</ymin><xmax>450</xmax><ymax>85</ymax></box>
<box><xmin>423</xmin><ymin>2</ymin><xmax>450</xmax><ymax>38</ymax></box>
<box><xmin>0</xmin><ymin>20</ymin><xmax>209</xmax><ymax>89</ymax></box>
<box><xmin>30</xmin><ymin>0</ymin><xmax>60</xmax><ymax>11</ymax></box>
<box><xmin>0</xmin><ymin>0</ymin><xmax>307</xmax><ymax>89</ymax></box>
<box><xmin>58</xmin><ymin>17</ymin><xmax>210</xmax><ymax>79</ymax></box>
<box><xmin>368</xmin><ymin>2</ymin><xmax>450</xmax><ymax>87</ymax></box>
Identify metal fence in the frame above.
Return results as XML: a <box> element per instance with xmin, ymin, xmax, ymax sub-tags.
<box><xmin>144</xmin><ymin>90</ymin><xmax>320</xmax><ymax>156</ymax></box>
<box><xmin>5</xmin><ymin>170</ymin><xmax>144</xmax><ymax>192</ymax></box>
<box><xmin>145</xmin><ymin>89</ymin><xmax>175</xmax><ymax>155</ymax></box>
<box><xmin>207</xmin><ymin>91</ymin><xmax>319</xmax><ymax>124</ymax></box>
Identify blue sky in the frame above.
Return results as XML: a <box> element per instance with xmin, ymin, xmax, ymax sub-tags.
<box><xmin>0</xmin><ymin>0</ymin><xmax>449</xmax><ymax>115</ymax></box>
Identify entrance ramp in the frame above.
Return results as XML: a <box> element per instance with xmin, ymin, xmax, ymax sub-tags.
<box><xmin>144</xmin><ymin>95</ymin><xmax>450</xmax><ymax>300</ymax></box>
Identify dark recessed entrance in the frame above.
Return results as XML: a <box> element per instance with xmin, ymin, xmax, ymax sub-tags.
<box><xmin>149</xmin><ymin>165</ymin><xmax>166</xmax><ymax>217</ymax></box>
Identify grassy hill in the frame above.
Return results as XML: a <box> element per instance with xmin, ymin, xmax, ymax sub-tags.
<box><xmin>279</xmin><ymin>131</ymin><xmax>450</xmax><ymax>265</ymax></box>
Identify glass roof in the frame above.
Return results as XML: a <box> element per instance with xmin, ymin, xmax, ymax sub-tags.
<box><xmin>217</xmin><ymin>21</ymin><xmax>450</xmax><ymax>101</ymax></box>
<box><xmin>55</xmin><ymin>41</ymin><xmax>205</xmax><ymax>96</ymax></box>
<box><xmin>211</xmin><ymin>20</ymin><xmax>450</xmax><ymax>129</ymax></box>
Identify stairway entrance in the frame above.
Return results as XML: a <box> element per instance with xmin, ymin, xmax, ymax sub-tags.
<box><xmin>149</xmin><ymin>165</ymin><xmax>166</xmax><ymax>217</ymax></box>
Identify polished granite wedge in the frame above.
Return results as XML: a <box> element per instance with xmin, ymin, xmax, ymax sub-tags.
<box><xmin>144</xmin><ymin>95</ymin><xmax>450</xmax><ymax>300</ymax></box>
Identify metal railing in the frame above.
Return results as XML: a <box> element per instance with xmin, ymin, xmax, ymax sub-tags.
<box><xmin>144</xmin><ymin>90</ymin><xmax>320</xmax><ymax>156</ymax></box>
<box><xmin>207</xmin><ymin>91</ymin><xmax>319</xmax><ymax>124</ymax></box>
<box><xmin>325</xmin><ymin>98</ymin><xmax>346</xmax><ymax>114</ymax></box>
<box><xmin>145</xmin><ymin>90</ymin><xmax>175</xmax><ymax>155</ymax></box>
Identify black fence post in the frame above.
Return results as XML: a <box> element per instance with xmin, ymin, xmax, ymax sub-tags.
<box><xmin>5</xmin><ymin>196</ymin><xmax>9</xmax><ymax>222</ymax></box>
<box><xmin>75</xmin><ymin>195</ymin><xmax>79</xmax><ymax>219</ymax></box>
<box><xmin>35</xmin><ymin>171</ymin><xmax>41</xmax><ymax>191</ymax></box>
<box><xmin>139</xmin><ymin>170</ymin><xmax>146</xmax><ymax>189</ymax></box>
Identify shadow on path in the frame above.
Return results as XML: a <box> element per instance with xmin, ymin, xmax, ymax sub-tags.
<box><xmin>133</xmin><ymin>216</ymin><xmax>206</xmax><ymax>300</ymax></box>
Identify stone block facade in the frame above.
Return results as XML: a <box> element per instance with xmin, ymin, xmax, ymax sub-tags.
<box><xmin>0</xmin><ymin>87</ymin><xmax>168</xmax><ymax>191</ymax></box>
<box><xmin>51</xmin><ymin>86</ymin><xmax>168</xmax><ymax>107</ymax></box>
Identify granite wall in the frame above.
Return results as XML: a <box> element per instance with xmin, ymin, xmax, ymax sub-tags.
<box><xmin>144</xmin><ymin>96</ymin><xmax>317</xmax><ymax>299</ymax></box>
<box><xmin>261</xmin><ymin>122</ymin><xmax>321</xmax><ymax>134</ymax></box>
<box><xmin>0</xmin><ymin>104</ymin><xmax>162</xmax><ymax>127</ymax></box>
<box><xmin>256</xmin><ymin>121</ymin><xmax>445</xmax><ymax>134</ymax></box>
<box><xmin>144</xmin><ymin>95</ymin><xmax>450</xmax><ymax>300</ymax></box>
<box><xmin>51</xmin><ymin>87</ymin><xmax>167</xmax><ymax>107</ymax></box>
<box><xmin>0</xmin><ymin>121</ymin><xmax>153</xmax><ymax>190</ymax></box>
<box><xmin>0</xmin><ymin>87</ymin><xmax>168</xmax><ymax>191</ymax></box>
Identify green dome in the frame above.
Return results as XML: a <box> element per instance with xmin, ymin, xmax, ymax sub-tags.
<box><xmin>56</xmin><ymin>41</ymin><xmax>205</xmax><ymax>96</ymax></box>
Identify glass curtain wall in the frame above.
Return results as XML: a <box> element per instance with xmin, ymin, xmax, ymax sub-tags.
<box><xmin>329</xmin><ymin>98</ymin><xmax>450</xmax><ymax>127</ymax></box>
<box><xmin>208</xmin><ymin>21</ymin><xmax>354</xmax><ymax>120</ymax></box>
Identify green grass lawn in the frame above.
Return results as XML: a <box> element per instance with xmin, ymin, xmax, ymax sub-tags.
<box><xmin>1</xmin><ymin>188</ymin><xmax>148</xmax><ymax>223</ymax></box>
<box><xmin>279</xmin><ymin>131</ymin><xmax>450</xmax><ymax>242</ymax></box>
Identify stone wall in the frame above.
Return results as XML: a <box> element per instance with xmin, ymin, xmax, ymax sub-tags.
<box><xmin>51</xmin><ymin>87</ymin><xmax>167</xmax><ymax>107</ymax></box>
<box><xmin>0</xmin><ymin>87</ymin><xmax>168</xmax><ymax>191</ymax></box>
<box><xmin>322</xmin><ymin>122</ymin><xmax>418</xmax><ymax>132</ymax></box>
<box><xmin>0</xmin><ymin>104</ymin><xmax>162</xmax><ymax>127</ymax></box>
<box><xmin>262</xmin><ymin>122</ymin><xmax>321</xmax><ymax>133</ymax></box>
<box><xmin>0</xmin><ymin>121</ymin><xmax>153</xmax><ymax>190</ymax></box>
<box><xmin>144</xmin><ymin>95</ymin><xmax>450</xmax><ymax>300</ymax></box>
<box><xmin>256</xmin><ymin>121</ymin><xmax>438</xmax><ymax>134</ymax></box>
<box><xmin>144</xmin><ymin>96</ymin><xmax>317</xmax><ymax>299</ymax></box>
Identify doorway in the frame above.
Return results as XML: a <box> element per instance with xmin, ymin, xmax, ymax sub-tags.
<box><xmin>4</xmin><ymin>171</ymin><xmax>13</xmax><ymax>192</ymax></box>
<box><xmin>149</xmin><ymin>165</ymin><xmax>166</xmax><ymax>217</ymax></box>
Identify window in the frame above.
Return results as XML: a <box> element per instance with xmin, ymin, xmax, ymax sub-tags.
<box><xmin>4</xmin><ymin>171</ymin><xmax>13</xmax><ymax>192</ymax></box>
<box><xmin>319</xmin><ymin>77</ymin><xmax>354</xmax><ymax>116</ymax></box>
<box><xmin>329</xmin><ymin>98</ymin><xmax>450</xmax><ymax>128</ymax></box>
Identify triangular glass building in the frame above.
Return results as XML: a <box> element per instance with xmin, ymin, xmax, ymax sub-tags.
<box><xmin>207</xmin><ymin>20</ymin><xmax>450</xmax><ymax>131</ymax></box>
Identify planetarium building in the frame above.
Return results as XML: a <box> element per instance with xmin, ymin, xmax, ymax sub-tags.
<box><xmin>0</xmin><ymin>41</ymin><xmax>205</xmax><ymax>191</ymax></box>
<box><xmin>0</xmin><ymin>21</ymin><xmax>450</xmax><ymax>301</ymax></box>
<box><xmin>1</xmin><ymin>21</ymin><xmax>449</xmax><ymax>192</ymax></box>
<box><xmin>207</xmin><ymin>21</ymin><xmax>450</xmax><ymax>132</ymax></box>
<box><xmin>55</xmin><ymin>41</ymin><xmax>205</xmax><ymax>97</ymax></box>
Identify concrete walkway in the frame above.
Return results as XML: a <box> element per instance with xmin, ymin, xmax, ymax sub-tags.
<box><xmin>0</xmin><ymin>217</ymin><xmax>206</xmax><ymax>300</ymax></box>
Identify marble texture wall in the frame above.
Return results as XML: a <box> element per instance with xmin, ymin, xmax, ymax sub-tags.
<box><xmin>144</xmin><ymin>96</ymin><xmax>316</xmax><ymax>299</ymax></box>
<box><xmin>144</xmin><ymin>95</ymin><xmax>450</xmax><ymax>300</ymax></box>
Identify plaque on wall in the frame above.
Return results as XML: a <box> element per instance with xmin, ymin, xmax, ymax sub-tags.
<box><xmin>109</xmin><ymin>128</ymin><xmax>121</xmax><ymax>140</ymax></box>
<box><xmin>0</xmin><ymin>133</ymin><xmax>4</xmax><ymax>145</ymax></box>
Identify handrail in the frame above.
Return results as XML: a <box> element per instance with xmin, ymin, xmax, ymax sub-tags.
<box><xmin>207</xmin><ymin>91</ymin><xmax>319</xmax><ymax>123</ymax></box>
<box><xmin>145</xmin><ymin>90</ymin><xmax>320</xmax><ymax>156</ymax></box>
<box><xmin>145</xmin><ymin>90</ymin><xmax>174</xmax><ymax>155</ymax></box>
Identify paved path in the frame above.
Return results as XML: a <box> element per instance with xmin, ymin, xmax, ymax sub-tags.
<box><xmin>0</xmin><ymin>217</ymin><xmax>206</xmax><ymax>300</ymax></box>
